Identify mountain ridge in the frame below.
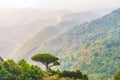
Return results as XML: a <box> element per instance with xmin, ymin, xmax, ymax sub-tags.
<box><xmin>13</xmin><ymin>11</ymin><xmax>98</xmax><ymax>60</ymax></box>
<box><xmin>16</xmin><ymin>8</ymin><xmax>120</xmax><ymax>79</ymax></box>
<box><xmin>0</xmin><ymin>9</ymin><xmax>98</xmax><ymax>59</ymax></box>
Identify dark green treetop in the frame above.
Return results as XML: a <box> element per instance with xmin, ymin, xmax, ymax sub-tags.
<box><xmin>31</xmin><ymin>53</ymin><xmax>60</xmax><ymax>70</ymax></box>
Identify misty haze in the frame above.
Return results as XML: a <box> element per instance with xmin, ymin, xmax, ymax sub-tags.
<box><xmin>0</xmin><ymin>0</ymin><xmax>120</xmax><ymax>80</ymax></box>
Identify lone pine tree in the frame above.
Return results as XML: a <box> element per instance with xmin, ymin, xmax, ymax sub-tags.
<box><xmin>31</xmin><ymin>53</ymin><xmax>60</xmax><ymax>70</ymax></box>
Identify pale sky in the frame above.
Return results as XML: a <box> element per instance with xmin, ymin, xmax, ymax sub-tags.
<box><xmin>0</xmin><ymin>0</ymin><xmax>120</xmax><ymax>11</ymax></box>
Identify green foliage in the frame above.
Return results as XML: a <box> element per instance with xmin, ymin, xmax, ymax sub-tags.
<box><xmin>0</xmin><ymin>67</ymin><xmax>11</xmax><ymax>80</ymax></box>
<box><xmin>60</xmin><ymin>70</ymin><xmax>83</xmax><ymax>79</ymax></box>
<box><xmin>0</xmin><ymin>59</ymin><xmax>44</xmax><ymax>80</ymax></box>
<box><xmin>3</xmin><ymin>59</ymin><xmax>22</xmax><ymax>80</ymax></box>
<box><xmin>31</xmin><ymin>53</ymin><xmax>59</xmax><ymax>62</ymax></box>
<box><xmin>0</xmin><ymin>58</ymin><xmax>88</xmax><ymax>80</ymax></box>
<box><xmin>82</xmin><ymin>74</ymin><xmax>89</xmax><ymax>80</ymax></box>
<box><xmin>49</xmin><ymin>69</ymin><xmax>85</xmax><ymax>79</ymax></box>
<box><xmin>114</xmin><ymin>70</ymin><xmax>120</xmax><ymax>80</ymax></box>
<box><xmin>18</xmin><ymin>59</ymin><xmax>44</xmax><ymax>80</ymax></box>
<box><xmin>32</xmin><ymin>53</ymin><xmax>60</xmax><ymax>70</ymax></box>
<box><xmin>49</xmin><ymin>69</ymin><xmax>61</xmax><ymax>76</ymax></box>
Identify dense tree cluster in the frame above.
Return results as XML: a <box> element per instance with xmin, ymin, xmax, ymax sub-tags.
<box><xmin>0</xmin><ymin>53</ymin><xmax>89</xmax><ymax>80</ymax></box>
<box><xmin>49</xmin><ymin>69</ymin><xmax>88</xmax><ymax>80</ymax></box>
<box><xmin>0</xmin><ymin>59</ymin><xmax>44</xmax><ymax>80</ymax></box>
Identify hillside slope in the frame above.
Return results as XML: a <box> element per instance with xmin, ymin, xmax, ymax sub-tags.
<box><xmin>17</xmin><ymin>8</ymin><xmax>120</xmax><ymax>79</ymax></box>
<box><xmin>14</xmin><ymin>12</ymin><xmax>98</xmax><ymax>60</ymax></box>
<box><xmin>0</xmin><ymin>9</ymin><xmax>98</xmax><ymax>59</ymax></box>
<box><xmin>0</xmin><ymin>9</ymin><xmax>63</xmax><ymax>59</ymax></box>
<box><xmin>42</xmin><ymin>8</ymin><xmax>120</xmax><ymax>79</ymax></box>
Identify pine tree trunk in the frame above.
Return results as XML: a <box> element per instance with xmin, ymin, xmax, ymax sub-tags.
<box><xmin>46</xmin><ymin>64</ymin><xmax>49</xmax><ymax>70</ymax></box>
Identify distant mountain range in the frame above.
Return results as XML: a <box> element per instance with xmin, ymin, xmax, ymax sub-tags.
<box><xmin>13</xmin><ymin>11</ymin><xmax>98</xmax><ymax>59</ymax></box>
<box><xmin>0</xmin><ymin>9</ymin><xmax>99</xmax><ymax>59</ymax></box>
<box><xmin>14</xmin><ymin>8</ymin><xmax>120</xmax><ymax>79</ymax></box>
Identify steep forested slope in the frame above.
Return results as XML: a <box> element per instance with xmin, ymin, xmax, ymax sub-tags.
<box><xmin>30</xmin><ymin>8</ymin><xmax>120</xmax><ymax>79</ymax></box>
<box><xmin>14</xmin><ymin>8</ymin><xmax>120</xmax><ymax>79</ymax></box>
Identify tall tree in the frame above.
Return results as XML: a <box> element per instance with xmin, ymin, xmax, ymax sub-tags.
<box><xmin>31</xmin><ymin>53</ymin><xmax>60</xmax><ymax>70</ymax></box>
